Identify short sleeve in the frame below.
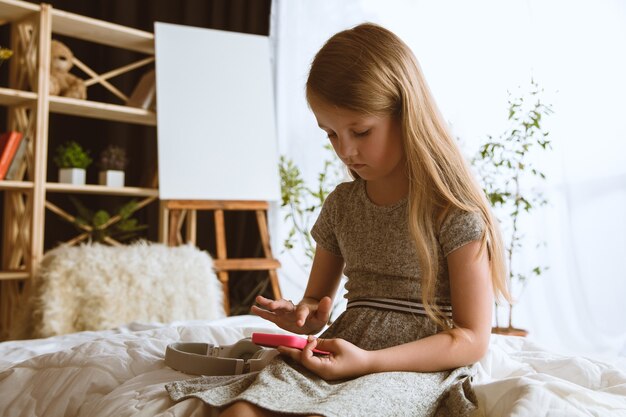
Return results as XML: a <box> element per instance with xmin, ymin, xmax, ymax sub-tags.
<box><xmin>439</xmin><ymin>208</ymin><xmax>485</xmax><ymax>257</ymax></box>
<box><xmin>310</xmin><ymin>188</ymin><xmax>342</xmax><ymax>257</ymax></box>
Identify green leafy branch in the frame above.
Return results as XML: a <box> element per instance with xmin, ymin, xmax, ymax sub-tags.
<box><xmin>472</xmin><ymin>79</ymin><xmax>554</xmax><ymax>329</ymax></box>
<box><xmin>280</xmin><ymin>144</ymin><xmax>344</xmax><ymax>268</ymax></box>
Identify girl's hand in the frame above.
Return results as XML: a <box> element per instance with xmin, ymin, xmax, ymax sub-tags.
<box><xmin>250</xmin><ymin>295</ymin><xmax>332</xmax><ymax>335</ymax></box>
<box><xmin>278</xmin><ymin>337</ymin><xmax>372</xmax><ymax>380</ymax></box>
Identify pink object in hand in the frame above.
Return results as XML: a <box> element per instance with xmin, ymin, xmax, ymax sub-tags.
<box><xmin>252</xmin><ymin>333</ymin><xmax>330</xmax><ymax>355</ymax></box>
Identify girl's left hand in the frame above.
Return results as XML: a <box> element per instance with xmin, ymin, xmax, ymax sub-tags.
<box><xmin>277</xmin><ymin>337</ymin><xmax>372</xmax><ymax>381</ymax></box>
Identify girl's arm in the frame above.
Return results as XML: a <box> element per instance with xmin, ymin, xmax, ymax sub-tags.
<box><xmin>367</xmin><ymin>239</ymin><xmax>493</xmax><ymax>372</ymax></box>
<box><xmin>283</xmin><ymin>240</ymin><xmax>492</xmax><ymax>379</ymax></box>
<box><xmin>252</xmin><ymin>245</ymin><xmax>345</xmax><ymax>334</ymax></box>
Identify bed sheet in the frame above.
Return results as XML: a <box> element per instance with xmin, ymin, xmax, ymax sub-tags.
<box><xmin>0</xmin><ymin>316</ymin><xmax>625</xmax><ymax>417</ymax></box>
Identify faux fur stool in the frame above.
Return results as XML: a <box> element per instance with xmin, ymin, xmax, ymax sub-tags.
<box><xmin>12</xmin><ymin>241</ymin><xmax>224</xmax><ymax>339</ymax></box>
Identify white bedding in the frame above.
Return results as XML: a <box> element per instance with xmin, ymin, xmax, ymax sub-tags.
<box><xmin>0</xmin><ymin>316</ymin><xmax>625</xmax><ymax>417</ymax></box>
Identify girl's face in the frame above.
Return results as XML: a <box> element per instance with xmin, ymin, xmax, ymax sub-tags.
<box><xmin>308</xmin><ymin>94</ymin><xmax>406</xmax><ymax>184</ymax></box>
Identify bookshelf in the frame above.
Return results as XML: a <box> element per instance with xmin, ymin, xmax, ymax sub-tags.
<box><xmin>0</xmin><ymin>0</ymin><xmax>159</xmax><ymax>339</ymax></box>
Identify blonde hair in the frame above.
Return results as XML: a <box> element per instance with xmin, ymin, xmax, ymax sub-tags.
<box><xmin>306</xmin><ymin>23</ymin><xmax>510</xmax><ymax>328</ymax></box>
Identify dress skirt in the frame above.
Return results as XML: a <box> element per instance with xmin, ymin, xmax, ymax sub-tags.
<box><xmin>165</xmin><ymin>307</ymin><xmax>480</xmax><ymax>417</ymax></box>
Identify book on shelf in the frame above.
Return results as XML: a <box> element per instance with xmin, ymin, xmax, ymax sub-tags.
<box><xmin>0</xmin><ymin>131</ymin><xmax>24</xmax><ymax>180</ymax></box>
<box><xmin>5</xmin><ymin>134</ymin><xmax>28</xmax><ymax>180</ymax></box>
<box><xmin>127</xmin><ymin>69</ymin><xmax>156</xmax><ymax>111</ymax></box>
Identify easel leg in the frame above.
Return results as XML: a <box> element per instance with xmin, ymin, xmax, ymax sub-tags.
<box><xmin>169</xmin><ymin>209</ymin><xmax>183</xmax><ymax>246</ymax></box>
<box><xmin>214</xmin><ymin>209</ymin><xmax>230</xmax><ymax>315</ymax></box>
<box><xmin>186</xmin><ymin>209</ymin><xmax>197</xmax><ymax>245</ymax></box>
<box><xmin>256</xmin><ymin>210</ymin><xmax>282</xmax><ymax>300</ymax></box>
<box><xmin>159</xmin><ymin>201</ymin><xmax>169</xmax><ymax>244</ymax></box>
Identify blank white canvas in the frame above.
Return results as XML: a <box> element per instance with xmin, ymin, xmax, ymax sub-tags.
<box><xmin>155</xmin><ymin>22</ymin><xmax>280</xmax><ymax>201</ymax></box>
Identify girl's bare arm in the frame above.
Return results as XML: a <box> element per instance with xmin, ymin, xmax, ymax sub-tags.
<box><xmin>366</xmin><ymin>239</ymin><xmax>493</xmax><ymax>372</ymax></box>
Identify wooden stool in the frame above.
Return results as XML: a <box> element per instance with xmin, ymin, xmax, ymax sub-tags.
<box><xmin>159</xmin><ymin>200</ymin><xmax>282</xmax><ymax>315</ymax></box>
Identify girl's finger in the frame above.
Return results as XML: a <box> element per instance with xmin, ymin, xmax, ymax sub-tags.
<box><xmin>255</xmin><ymin>295</ymin><xmax>273</xmax><ymax>307</ymax></box>
<box><xmin>277</xmin><ymin>346</ymin><xmax>301</xmax><ymax>361</ymax></box>
<box><xmin>268</xmin><ymin>298</ymin><xmax>294</xmax><ymax>311</ymax></box>
<box><xmin>300</xmin><ymin>337</ymin><xmax>324</xmax><ymax>369</ymax></box>
<box><xmin>295</xmin><ymin>304</ymin><xmax>310</xmax><ymax>327</ymax></box>
<box><xmin>316</xmin><ymin>296</ymin><xmax>332</xmax><ymax>321</ymax></box>
<box><xmin>250</xmin><ymin>305</ymin><xmax>277</xmax><ymax>323</ymax></box>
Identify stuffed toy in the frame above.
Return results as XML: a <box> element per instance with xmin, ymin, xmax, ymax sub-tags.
<box><xmin>49</xmin><ymin>40</ymin><xmax>87</xmax><ymax>99</ymax></box>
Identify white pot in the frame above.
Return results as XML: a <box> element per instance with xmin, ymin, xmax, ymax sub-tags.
<box><xmin>59</xmin><ymin>168</ymin><xmax>86</xmax><ymax>185</ymax></box>
<box><xmin>98</xmin><ymin>170</ymin><xmax>125</xmax><ymax>187</ymax></box>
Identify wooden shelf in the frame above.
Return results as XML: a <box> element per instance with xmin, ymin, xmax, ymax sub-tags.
<box><xmin>0</xmin><ymin>90</ymin><xmax>156</xmax><ymax>126</ymax></box>
<box><xmin>49</xmin><ymin>96</ymin><xmax>156</xmax><ymax>126</ymax></box>
<box><xmin>0</xmin><ymin>271</ymin><xmax>29</xmax><ymax>280</ymax></box>
<box><xmin>0</xmin><ymin>87</ymin><xmax>37</xmax><ymax>106</ymax></box>
<box><xmin>0</xmin><ymin>180</ymin><xmax>34</xmax><ymax>191</ymax></box>
<box><xmin>0</xmin><ymin>0</ymin><xmax>154</xmax><ymax>54</ymax></box>
<box><xmin>51</xmin><ymin>9</ymin><xmax>154</xmax><ymax>54</ymax></box>
<box><xmin>46</xmin><ymin>182</ymin><xmax>158</xmax><ymax>197</ymax></box>
<box><xmin>0</xmin><ymin>0</ymin><xmax>37</xmax><ymax>23</ymax></box>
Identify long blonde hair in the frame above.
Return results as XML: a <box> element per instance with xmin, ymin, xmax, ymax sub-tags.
<box><xmin>306</xmin><ymin>23</ymin><xmax>510</xmax><ymax>328</ymax></box>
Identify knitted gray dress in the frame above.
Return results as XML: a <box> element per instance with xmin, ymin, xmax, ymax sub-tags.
<box><xmin>166</xmin><ymin>178</ymin><xmax>485</xmax><ymax>417</ymax></box>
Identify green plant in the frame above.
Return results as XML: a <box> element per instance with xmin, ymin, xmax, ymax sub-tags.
<box><xmin>98</xmin><ymin>144</ymin><xmax>128</xmax><ymax>171</ymax></box>
<box><xmin>0</xmin><ymin>47</ymin><xmax>13</xmax><ymax>67</ymax></box>
<box><xmin>68</xmin><ymin>196</ymin><xmax>148</xmax><ymax>243</ymax></box>
<box><xmin>472</xmin><ymin>79</ymin><xmax>553</xmax><ymax>330</ymax></box>
<box><xmin>53</xmin><ymin>141</ymin><xmax>92</xmax><ymax>169</ymax></box>
<box><xmin>280</xmin><ymin>144</ymin><xmax>345</xmax><ymax>268</ymax></box>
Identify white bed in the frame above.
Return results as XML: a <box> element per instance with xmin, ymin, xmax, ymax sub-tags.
<box><xmin>1</xmin><ymin>315</ymin><xmax>625</xmax><ymax>417</ymax></box>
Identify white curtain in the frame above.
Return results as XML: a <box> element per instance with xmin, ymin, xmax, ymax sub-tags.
<box><xmin>268</xmin><ymin>0</ymin><xmax>626</xmax><ymax>361</ymax></box>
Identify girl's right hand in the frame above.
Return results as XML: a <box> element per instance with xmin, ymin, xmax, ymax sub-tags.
<box><xmin>251</xmin><ymin>295</ymin><xmax>332</xmax><ymax>335</ymax></box>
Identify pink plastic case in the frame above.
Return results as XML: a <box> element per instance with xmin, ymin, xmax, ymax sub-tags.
<box><xmin>252</xmin><ymin>333</ymin><xmax>330</xmax><ymax>355</ymax></box>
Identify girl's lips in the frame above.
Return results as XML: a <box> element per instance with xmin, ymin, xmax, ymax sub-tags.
<box><xmin>349</xmin><ymin>164</ymin><xmax>366</xmax><ymax>170</ymax></box>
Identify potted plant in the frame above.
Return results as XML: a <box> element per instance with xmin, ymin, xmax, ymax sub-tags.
<box><xmin>472</xmin><ymin>79</ymin><xmax>553</xmax><ymax>336</ymax></box>
<box><xmin>0</xmin><ymin>46</ymin><xmax>13</xmax><ymax>68</ymax></box>
<box><xmin>54</xmin><ymin>141</ymin><xmax>92</xmax><ymax>185</ymax></box>
<box><xmin>97</xmin><ymin>144</ymin><xmax>128</xmax><ymax>187</ymax></box>
<box><xmin>68</xmin><ymin>196</ymin><xmax>148</xmax><ymax>244</ymax></box>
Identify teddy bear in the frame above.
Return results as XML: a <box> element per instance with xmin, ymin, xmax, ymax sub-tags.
<box><xmin>49</xmin><ymin>40</ymin><xmax>87</xmax><ymax>100</ymax></box>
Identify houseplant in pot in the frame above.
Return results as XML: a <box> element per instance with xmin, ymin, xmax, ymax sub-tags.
<box><xmin>0</xmin><ymin>46</ymin><xmax>13</xmax><ymax>68</ymax></box>
<box><xmin>54</xmin><ymin>140</ymin><xmax>92</xmax><ymax>185</ymax></box>
<box><xmin>97</xmin><ymin>144</ymin><xmax>128</xmax><ymax>187</ymax></box>
<box><xmin>68</xmin><ymin>196</ymin><xmax>148</xmax><ymax>244</ymax></box>
<box><xmin>472</xmin><ymin>79</ymin><xmax>553</xmax><ymax>336</ymax></box>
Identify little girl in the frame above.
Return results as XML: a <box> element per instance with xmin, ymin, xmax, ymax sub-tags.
<box><xmin>167</xmin><ymin>23</ymin><xmax>509</xmax><ymax>417</ymax></box>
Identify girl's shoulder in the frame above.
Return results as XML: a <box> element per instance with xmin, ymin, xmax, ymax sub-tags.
<box><xmin>438</xmin><ymin>206</ymin><xmax>485</xmax><ymax>256</ymax></box>
<box><xmin>325</xmin><ymin>178</ymin><xmax>362</xmax><ymax>205</ymax></box>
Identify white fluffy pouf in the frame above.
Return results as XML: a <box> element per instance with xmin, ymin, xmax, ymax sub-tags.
<box><xmin>13</xmin><ymin>241</ymin><xmax>224</xmax><ymax>339</ymax></box>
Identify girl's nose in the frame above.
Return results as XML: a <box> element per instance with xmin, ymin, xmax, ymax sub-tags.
<box><xmin>337</xmin><ymin>135</ymin><xmax>358</xmax><ymax>159</ymax></box>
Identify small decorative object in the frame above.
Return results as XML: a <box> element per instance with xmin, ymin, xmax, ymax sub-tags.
<box><xmin>0</xmin><ymin>46</ymin><xmax>13</xmax><ymax>68</ymax></box>
<box><xmin>54</xmin><ymin>141</ymin><xmax>92</xmax><ymax>185</ymax></box>
<box><xmin>472</xmin><ymin>79</ymin><xmax>553</xmax><ymax>337</ymax></box>
<box><xmin>97</xmin><ymin>144</ymin><xmax>128</xmax><ymax>187</ymax></box>
<box><xmin>49</xmin><ymin>40</ymin><xmax>87</xmax><ymax>99</ymax></box>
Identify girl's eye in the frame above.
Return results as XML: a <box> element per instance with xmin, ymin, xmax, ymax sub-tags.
<box><xmin>353</xmin><ymin>129</ymin><xmax>370</xmax><ymax>137</ymax></box>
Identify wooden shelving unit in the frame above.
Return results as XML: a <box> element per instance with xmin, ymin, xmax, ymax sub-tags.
<box><xmin>0</xmin><ymin>87</ymin><xmax>37</xmax><ymax>106</ymax></box>
<box><xmin>46</xmin><ymin>182</ymin><xmax>158</xmax><ymax>197</ymax></box>
<box><xmin>0</xmin><ymin>0</ymin><xmax>159</xmax><ymax>339</ymax></box>
<box><xmin>49</xmin><ymin>96</ymin><xmax>156</xmax><ymax>125</ymax></box>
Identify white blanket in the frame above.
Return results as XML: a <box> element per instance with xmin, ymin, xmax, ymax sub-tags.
<box><xmin>1</xmin><ymin>316</ymin><xmax>625</xmax><ymax>417</ymax></box>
